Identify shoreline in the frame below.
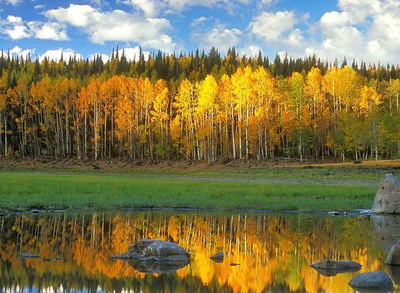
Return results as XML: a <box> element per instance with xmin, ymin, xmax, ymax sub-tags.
<box><xmin>0</xmin><ymin>206</ymin><xmax>374</xmax><ymax>217</ymax></box>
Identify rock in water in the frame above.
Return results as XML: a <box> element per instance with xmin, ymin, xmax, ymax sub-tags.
<box><xmin>113</xmin><ymin>239</ymin><xmax>190</xmax><ymax>273</ymax></box>
<box><xmin>386</xmin><ymin>240</ymin><xmax>400</xmax><ymax>265</ymax></box>
<box><xmin>311</xmin><ymin>259</ymin><xmax>362</xmax><ymax>270</ymax></box>
<box><xmin>18</xmin><ymin>253</ymin><xmax>41</xmax><ymax>259</ymax></box>
<box><xmin>348</xmin><ymin>271</ymin><xmax>393</xmax><ymax>290</ymax></box>
<box><xmin>372</xmin><ymin>174</ymin><xmax>400</xmax><ymax>214</ymax></box>
<box><xmin>210</xmin><ymin>252</ymin><xmax>224</xmax><ymax>263</ymax></box>
<box><xmin>113</xmin><ymin>239</ymin><xmax>190</xmax><ymax>261</ymax></box>
<box><xmin>310</xmin><ymin>260</ymin><xmax>361</xmax><ymax>276</ymax></box>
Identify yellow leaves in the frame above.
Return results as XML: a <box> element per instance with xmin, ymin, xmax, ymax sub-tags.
<box><xmin>357</xmin><ymin>85</ymin><xmax>382</xmax><ymax>115</ymax></box>
<box><xmin>197</xmin><ymin>74</ymin><xmax>218</xmax><ymax>113</ymax></box>
<box><xmin>170</xmin><ymin>115</ymin><xmax>181</xmax><ymax>142</ymax></box>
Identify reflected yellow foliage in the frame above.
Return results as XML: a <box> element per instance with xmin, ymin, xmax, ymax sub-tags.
<box><xmin>0</xmin><ymin>212</ymin><xmax>394</xmax><ymax>292</ymax></box>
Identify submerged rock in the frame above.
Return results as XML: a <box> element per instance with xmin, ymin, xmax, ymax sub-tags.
<box><xmin>386</xmin><ymin>240</ymin><xmax>400</xmax><ymax>265</ymax></box>
<box><xmin>43</xmin><ymin>257</ymin><xmax>63</xmax><ymax>262</ymax></box>
<box><xmin>372</xmin><ymin>174</ymin><xmax>400</xmax><ymax>214</ymax></box>
<box><xmin>210</xmin><ymin>252</ymin><xmax>224</xmax><ymax>263</ymax></box>
<box><xmin>311</xmin><ymin>259</ymin><xmax>361</xmax><ymax>270</ymax></box>
<box><xmin>113</xmin><ymin>239</ymin><xmax>190</xmax><ymax>261</ymax></box>
<box><xmin>18</xmin><ymin>253</ymin><xmax>41</xmax><ymax>258</ymax></box>
<box><xmin>311</xmin><ymin>260</ymin><xmax>361</xmax><ymax>276</ymax></box>
<box><xmin>348</xmin><ymin>271</ymin><xmax>393</xmax><ymax>290</ymax></box>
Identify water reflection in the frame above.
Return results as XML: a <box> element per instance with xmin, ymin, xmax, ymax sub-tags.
<box><xmin>0</xmin><ymin>211</ymin><xmax>398</xmax><ymax>292</ymax></box>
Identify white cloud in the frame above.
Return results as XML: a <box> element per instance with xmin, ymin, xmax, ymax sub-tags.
<box><xmin>9</xmin><ymin>46</ymin><xmax>35</xmax><ymax>58</ymax></box>
<box><xmin>308</xmin><ymin>0</ymin><xmax>400</xmax><ymax>63</ymax></box>
<box><xmin>239</xmin><ymin>45</ymin><xmax>262</xmax><ymax>57</ymax></box>
<box><xmin>34</xmin><ymin>4</ymin><xmax>45</xmax><ymax>10</ymax></box>
<box><xmin>0</xmin><ymin>0</ymin><xmax>21</xmax><ymax>5</ymax></box>
<box><xmin>6</xmin><ymin>15</ymin><xmax>23</xmax><ymax>24</ymax></box>
<box><xmin>245</xmin><ymin>0</ymin><xmax>400</xmax><ymax>64</ymax></box>
<box><xmin>191</xmin><ymin>16</ymin><xmax>208</xmax><ymax>27</ymax></box>
<box><xmin>45</xmin><ymin>4</ymin><xmax>176</xmax><ymax>52</ymax></box>
<box><xmin>121</xmin><ymin>0</ymin><xmax>250</xmax><ymax>16</ymax></box>
<box><xmin>0</xmin><ymin>15</ymin><xmax>69</xmax><ymax>41</ymax></box>
<box><xmin>249</xmin><ymin>11</ymin><xmax>297</xmax><ymax>42</ymax></box>
<box><xmin>28</xmin><ymin>22</ymin><xmax>69</xmax><ymax>41</ymax></box>
<box><xmin>118</xmin><ymin>46</ymin><xmax>151</xmax><ymax>61</ymax></box>
<box><xmin>5</xmin><ymin>25</ymin><xmax>30</xmax><ymax>40</ymax></box>
<box><xmin>192</xmin><ymin>23</ymin><xmax>241</xmax><ymax>53</ymax></box>
<box><xmin>247</xmin><ymin>10</ymin><xmax>308</xmax><ymax>57</ymax></box>
<box><xmin>122</xmin><ymin>0</ymin><xmax>159</xmax><ymax>17</ymax></box>
<box><xmin>89</xmin><ymin>53</ymin><xmax>110</xmax><ymax>62</ymax></box>
<box><xmin>39</xmin><ymin>48</ymin><xmax>82</xmax><ymax>62</ymax></box>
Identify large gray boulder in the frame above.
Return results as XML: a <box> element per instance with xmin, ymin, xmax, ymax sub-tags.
<box><xmin>372</xmin><ymin>174</ymin><xmax>400</xmax><ymax>214</ymax></box>
<box><xmin>386</xmin><ymin>240</ymin><xmax>400</xmax><ymax>265</ymax></box>
<box><xmin>310</xmin><ymin>260</ymin><xmax>361</xmax><ymax>276</ymax></box>
<box><xmin>113</xmin><ymin>239</ymin><xmax>190</xmax><ymax>263</ymax></box>
<box><xmin>348</xmin><ymin>271</ymin><xmax>393</xmax><ymax>290</ymax></box>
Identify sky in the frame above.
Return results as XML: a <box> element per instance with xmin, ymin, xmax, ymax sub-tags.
<box><xmin>0</xmin><ymin>0</ymin><xmax>399</xmax><ymax>64</ymax></box>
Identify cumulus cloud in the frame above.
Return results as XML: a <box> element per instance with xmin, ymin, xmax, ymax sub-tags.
<box><xmin>39</xmin><ymin>48</ymin><xmax>82</xmax><ymax>62</ymax></box>
<box><xmin>45</xmin><ymin>4</ymin><xmax>176</xmax><ymax>52</ymax></box>
<box><xmin>34</xmin><ymin>4</ymin><xmax>46</xmax><ymax>10</ymax></box>
<box><xmin>121</xmin><ymin>0</ymin><xmax>250</xmax><ymax>16</ymax></box>
<box><xmin>191</xmin><ymin>16</ymin><xmax>208</xmax><ymax>27</ymax></box>
<box><xmin>249</xmin><ymin>11</ymin><xmax>297</xmax><ymax>42</ymax></box>
<box><xmin>28</xmin><ymin>22</ymin><xmax>69</xmax><ymax>41</ymax></box>
<box><xmin>248</xmin><ymin>10</ymin><xmax>309</xmax><ymax>57</ymax></box>
<box><xmin>307</xmin><ymin>0</ymin><xmax>400</xmax><ymax>63</ymax></box>
<box><xmin>89</xmin><ymin>53</ymin><xmax>111</xmax><ymax>62</ymax></box>
<box><xmin>245</xmin><ymin>0</ymin><xmax>400</xmax><ymax>64</ymax></box>
<box><xmin>9</xmin><ymin>46</ymin><xmax>36</xmax><ymax>58</ymax></box>
<box><xmin>88</xmin><ymin>47</ymin><xmax>150</xmax><ymax>62</ymax></box>
<box><xmin>0</xmin><ymin>15</ymin><xmax>69</xmax><ymax>41</ymax></box>
<box><xmin>192</xmin><ymin>23</ymin><xmax>242</xmax><ymax>53</ymax></box>
<box><xmin>239</xmin><ymin>45</ymin><xmax>262</xmax><ymax>57</ymax></box>
<box><xmin>0</xmin><ymin>0</ymin><xmax>21</xmax><ymax>5</ymax></box>
<box><xmin>117</xmin><ymin>46</ymin><xmax>151</xmax><ymax>61</ymax></box>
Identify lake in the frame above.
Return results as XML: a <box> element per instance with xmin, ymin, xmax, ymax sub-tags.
<box><xmin>0</xmin><ymin>211</ymin><xmax>399</xmax><ymax>292</ymax></box>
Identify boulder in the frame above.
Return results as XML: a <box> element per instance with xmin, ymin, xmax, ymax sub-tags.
<box><xmin>386</xmin><ymin>240</ymin><xmax>400</xmax><ymax>265</ymax></box>
<box><xmin>210</xmin><ymin>252</ymin><xmax>224</xmax><ymax>263</ymax></box>
<box><xmin>311</xmin><ymin>259</ymin><xmax>361</xmax><ymax>270</ymax></box>
<box><xmin>372</xmin><ymin>174</ymin><xmax>400</xmax><ymax>214</ymax></box>
<box><xmin>348</xmin><ymin>271</ymin><xmax>393</xmax><ymax>290</ymax></box>
<box><xmin>113</xmin><ymin>239</ymin><xmax>190</xmax><ymax>263</ymax></box>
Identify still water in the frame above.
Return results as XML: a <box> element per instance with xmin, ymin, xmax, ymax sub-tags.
<box><xmin>0</xmin><ymin>211</ymin><xmax>399</xmax><ymax>293</ymax></box>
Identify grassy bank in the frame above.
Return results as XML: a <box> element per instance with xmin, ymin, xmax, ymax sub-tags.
<box><xmin>0</xmin><ymin>171</ymin><xmax>377</xmax><ymax>213</ymax></box>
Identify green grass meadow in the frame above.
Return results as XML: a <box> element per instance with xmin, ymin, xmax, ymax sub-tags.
<box><xmin>0</xmin><ymin>171</ymin><xmax>376</xmax><ymax>212</ymax></box>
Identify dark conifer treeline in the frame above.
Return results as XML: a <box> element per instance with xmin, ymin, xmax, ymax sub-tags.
<box><xmin>0</xmin><ymin>47</ymin><xmax>400</xmax><ymax>162</ymax></box>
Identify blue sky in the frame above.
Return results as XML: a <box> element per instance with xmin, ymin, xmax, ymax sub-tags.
<box><xmin>0</xmin><ymin>0</ymin><xmax>399</xmax><ymax>64</ymax></box>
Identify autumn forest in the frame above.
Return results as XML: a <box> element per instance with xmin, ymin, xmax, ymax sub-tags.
<box><xmin>1</xmin><ymin>48</ymin><xmax>400</xmax><ymax>162</ymax></box>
